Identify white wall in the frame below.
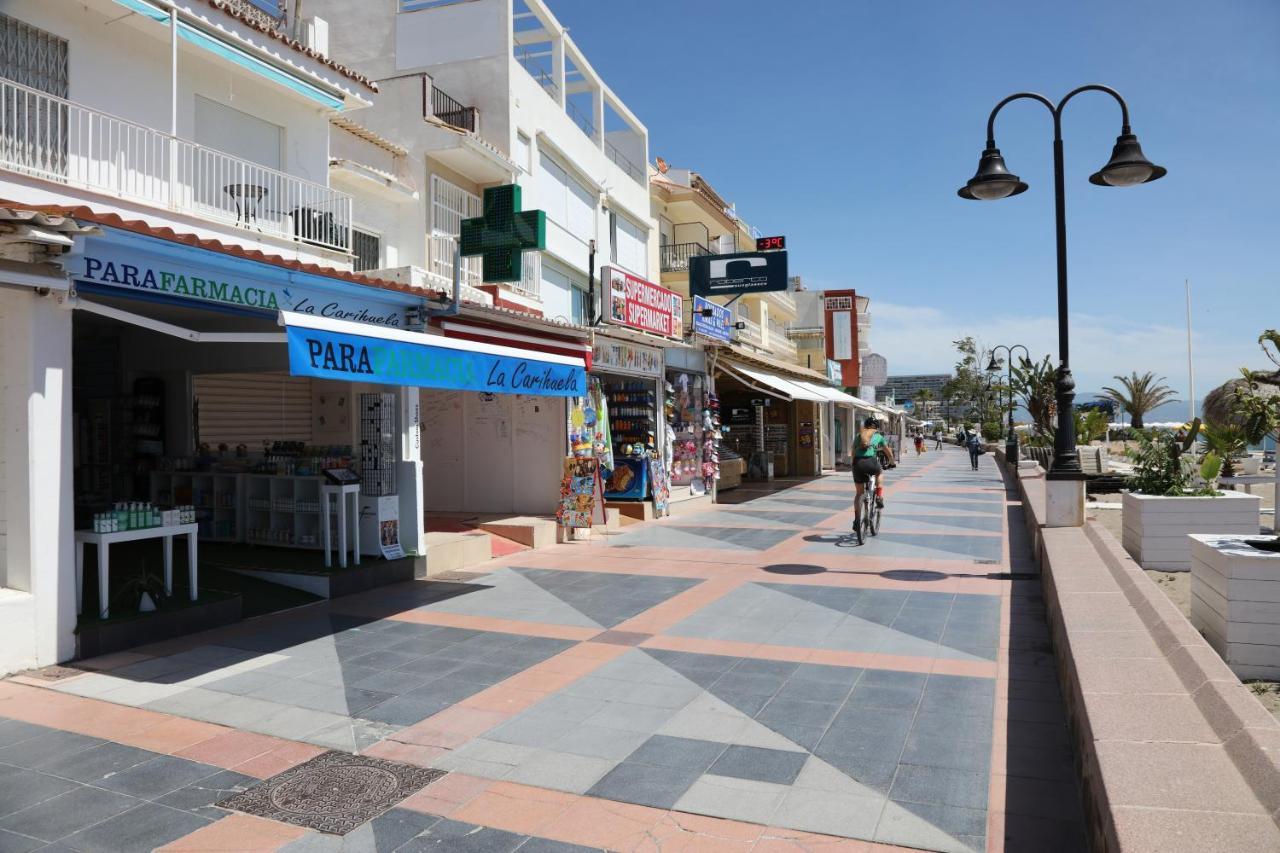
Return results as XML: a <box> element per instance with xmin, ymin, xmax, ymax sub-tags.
<box><xmin>0</xmin><ymin>286</ymin><xmax>76</xmax><ymax>667</ymax></box>
<box><xmin>421</xmin><ymin>389</ymin><xmax>564</xmax><ymax>515</ymax></box>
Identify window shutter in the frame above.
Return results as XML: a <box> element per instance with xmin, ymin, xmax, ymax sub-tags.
<box><xmin>194</xmin><ymin>372</ymin><xmax>313</xmax><ymax>448</ymax></box>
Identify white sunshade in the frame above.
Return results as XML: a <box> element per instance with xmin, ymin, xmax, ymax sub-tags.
<box><xmin>721</xmin><ymin>362</ymin><xmax>827</xmax><ymax>402</ymax></box>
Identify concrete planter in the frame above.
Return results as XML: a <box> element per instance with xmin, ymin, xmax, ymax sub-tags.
<box><xmin>1122</xmin><ymin>490</ymin><xmax>1261</xmax><ymax>571</ymax></box>
<box><xmin>1190</xmin><ymin>534</ymin><xmax>1280</xmax><ymax>679</ymax></box>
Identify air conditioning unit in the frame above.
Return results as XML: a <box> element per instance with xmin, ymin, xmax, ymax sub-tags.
<box><xmin>301</xmin><ymin>16</ymin><xmax>329</xmax><ymax>56</ymax></box>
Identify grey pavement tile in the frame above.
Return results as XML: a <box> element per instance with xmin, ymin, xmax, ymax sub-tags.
<box><xmin>351</xmin><ymin>668</ymin><xmax>436</xmax><ymax>695</ymax></box>
<box><xmin>585</xmin><ymin>762</ymin><xmax>701</xmax><ymax>810</ymax></box>
<box><xmin>708</xmin><ymin>745</ymin><xmax>807</xmax><ymax>785</ymax></box>
<box><xmin>757</xmin><ymin>720</ymin><xmax>825</xmax><ymax>752</ymax></box>
<box><xmin>711</xmin><ymin>671</ymin><xmax>787</xmax><ymax>697</ymax></box>
<box><xmin>820</xmin><ymin>712</ymin><xmax>913</xmax><ymax>763</ymax></box>
<box><xmin>0</xmin><ymin>731</ymin><xmax>105</xmax><ymax>771</ymax></box>
<box><xmin>772</xmin><ymin>678</ymin><xmax>854</xmax><ymax>704</ymax></box>
<box><xmin>889</xmin><ymin>764</ymin><xmax>989</xmax><ymax>811</ymax></box>
<box><xmin>35</xmin><ymin>742</ymin><xmax>158</xmax><ymax>784</ymax></box>
<box><xmin>756</xmin><ymin>698</ymin><xmax>839</xmax><ymax>730</ymax></box>
<box><xmin>405</xmin><ymin>676</ymin><xmax>491</xmax><ymax>706</ymax></box>
<box><xmin>674</xmin><ymin>775</ymin><xmax>787</xmax><ymax>826</ymax></box>
<box><xmin>815</xmin><ymin>754</ymin><xmax>900</xmax><ymax>795</ymax></box>
<box><xmin>624</xmin><ymin>735</ymin><xmax>727</xmax><ymax>772</ymax></box>
<box><xmin>772</xmin><ymin>787</ymin><xmax>884</xmax><ymax>840</ymax></box>
<box><xmin>704</xmin><ymin>689</ymin><xmax>769</xmax><ymax>718</ymax></box>
<box><xmin>0</xmin><ymin>828</ymin><xmax>44</xmax><ymax>853</ymax></box>
<box><xmin>314</xmin><ymin>807</ymin><xmax>441</xmax><ymax>852</ymax></box>
<box><xmin>501</xmin><ymin>750</ymin><xmax>614</xmax><ymax>795</ymax></box>
<box><xmin>201</xmin><ymin>670</ymin><xmax>282</xmax><ymax>697</ymax></box>
<box><xmin>156</xmin><ymin>769</ymin><xmax>257</xmax><ymax>820</ymax></box>
<box><xmin>582</xmin><ymin>702</ymin><xmax>674</xmax><ymax>734</ymax></box>
<box><xmin>0</xmin><ymin>786</ymin><xmax>139</xmax><ymax>843</ymax></box>
<box><xmin>789</xmin><ymin>663</ymin><xmax>864</xmax><ymax>686</ymax></box>
<box><xmin>343</xmin><ymin>650</ymin><xmax>427</xmax><ymax>671</ymax></box>
<box><xmin>912</xmin><ymin>709</ymin><xmax>994</xmax><ymax>739</ymax></box>
<box><xmin>0</xmin><ymin>768</ymin><xmax>80</xmax><ymax>819</ymax></box>
<box><xmin>358</xmin><ymin>694</ymin><xmax>452</xmax><ymax>727</ymax></box>
<box><xmin>730</xmin><ymin>659</ymin><xmax>799</xmax><ymax>679</ymax></box>
<box><xmin>399</xmin><ymin>817</ymin><xmax>527</xmax><ymax>852</ymax></box>
<box><xmin>248</xmin><ymin>705</ymin><xmax>351</xmax><ymax>742</ymax></box>
<box><xmin>550</xmin><ymin>725</ymin><xmax>650</xmax><ymax>761</ymax></box>
<box><xmin>0</xmin><ymin>722</ymin><xmax>49</xmax><ymax>750</ymax></box>
<box><xmin>523</xmin><ymin>695</ymin><xmax>607</xmax><ymax>723</ymax></box>
<box><xmin>879</xmin><ymin>800</ymin><xmax>987</xmax><ymax>853</ymax></box>
<box><xmin>487</xmin><ymin>714</ymin><xmax>579</xmax><ymax>748</ymax></box>
<box><xmin>95</xmin><ymin>756</ymin><xmax>221</xmax><ymax>800</ymax></box>
<box><xmin>900</xmin><ymin>733</ymin><xmax>992</xmax><ymax>774</ymax></box>
<box><xmin>918</xmin><ymin>688</ymin><xmax>994</xmax><ymax>719</ymax></box>
<box><xmin>845</xmin><ymin>683</ymin><xmax>926</xmax><ymax>712</ymax></box>
<box><xmin>446</xmin><ymin>662</ymin><xmax>525</xmax><ymax>685</ymax></box>
<box><xmin>61</xmin><ymin>802</ymin><xmax>209</xmax><ymax>852</ymax></box>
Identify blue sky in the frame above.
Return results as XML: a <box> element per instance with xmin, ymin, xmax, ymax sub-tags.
<box><xmin>550</xmin><ymin>0</ymin><xmax>1279</xmax><ymax>399</ymax></box>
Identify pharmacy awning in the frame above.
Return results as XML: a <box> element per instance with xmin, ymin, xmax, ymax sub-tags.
<box><xmin>281</xmin><ymin>311</ymin><xmax>586</xmax><ymax>397</ymax></box>
<box><xmin>719</xmin><ymin>361</ymin><xmax>827</xmax><ymax>402</ymax></box>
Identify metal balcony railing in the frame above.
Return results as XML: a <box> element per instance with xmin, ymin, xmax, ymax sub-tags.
<box><xmin>660</xmin><ymin>241</ymin><xmax>714</xmax><ymax>272</ymax></box>
<box><xmin>0</xmin><ymin>78</ymin><xmax>351</xmax><ymax>252</ymax></box>
<box><xmin>605</xmin><ymin>140</ymin><xmax>644</xmax><ymax>185</ymax></box>
<box><xmin>566</xmin><ymin>100</ymin><xmax>595</xmax><ymax>141</ymax></box>
<box><xmin>429</xmin><ymin>85</ymin><xmax>478</xmax><ymax>133</ymax></box>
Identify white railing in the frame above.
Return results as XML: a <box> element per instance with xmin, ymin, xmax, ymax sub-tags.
<box><xmin>0</xmin><ymin>77</ymin><xmax>351</xmax><ymax>252</ymax></box>
<box><xmin>768</xmin><ymin>333</ymin><xmax>798</xmax><ymax>361</ymax></box>
<box><xmin>429</xmin><ymin>233</ymin><xmax>541</xmax><ymax>301</ymax></box>
<box><xmin>766</xmin><ymin>288</ymin><xmax>797</xmax><ymax>315</ymax></box>
<box><xmin>736</xmin><ymin>316</ymin><xmax>762</xmax><ymax>347</ymax></box>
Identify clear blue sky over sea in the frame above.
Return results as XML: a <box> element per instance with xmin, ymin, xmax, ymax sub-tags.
<box><xmin>551</xmin><ymin>0</ymin><xmax>1279</xmax><ymax>399</ymax></box>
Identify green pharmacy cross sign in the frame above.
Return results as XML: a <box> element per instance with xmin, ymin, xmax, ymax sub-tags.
<box><xmin>459</xmin><ymin>184</ymin><xmax>546</xmax><ymax>283</ymax></box>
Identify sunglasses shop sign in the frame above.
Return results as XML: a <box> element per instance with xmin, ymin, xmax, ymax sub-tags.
<box><xmin>605</xmin><ymin>267</ymin><xmax>682</xmax><ymax>339</ymax></box>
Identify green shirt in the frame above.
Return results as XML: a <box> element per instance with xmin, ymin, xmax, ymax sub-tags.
<box><xmin>854</xmin><ymin>430</ymin><xmax>885</xmax><ymax>459</ymax></box>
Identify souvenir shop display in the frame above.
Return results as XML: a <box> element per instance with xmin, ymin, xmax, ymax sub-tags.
<box><xmin>604</xmin><ymin>381</ymin><xmax>656</xmax><ymax>460</ymax></box>
<box><xmin>666</xmin><ymin>371</ymin><xmax>707</xmax><ymax>488</ymax></box>
<box><xmin>557</xmin><ymin>457</ymin><xmax>600</xmax><ymax>529</ymax></box>
<box><xmin>649</xmin><ymin>457</ymin><xmax>670</xmax><ymax>516</ymax></box>
<box><xmin>701</xmin><ymin>391</ymin><xmax>722</xmax><ymax>487</ymax></box>
<box><xmin>604</xmin><ymin>457</ymin><xmax>649</xmax><ymax>500</ymax></box>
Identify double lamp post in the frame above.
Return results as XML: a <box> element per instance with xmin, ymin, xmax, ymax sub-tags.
<box><xmin>958</xmin><ymin>85</ymin><xmax>1165</xmax><ymax>481</ymax></box>
<box><xmin>988</xmin><ymin>344</ymin><xmax>1029</xmax><ymax>463</ymax></box>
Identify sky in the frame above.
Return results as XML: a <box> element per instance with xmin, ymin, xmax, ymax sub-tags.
<box><xmin>547</xmin><ymin>0</ymin><xmax>1280</xmax><ymax>401</ymax></box>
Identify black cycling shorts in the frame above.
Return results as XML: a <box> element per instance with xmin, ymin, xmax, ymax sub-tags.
<box><xmin>853</xmin><ymin>456</ymin><xmax>883</xmax><ymax>485</ymax></box>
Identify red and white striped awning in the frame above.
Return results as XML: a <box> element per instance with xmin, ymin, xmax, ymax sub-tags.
<box><xmin>438</xmin><ymin>319</ymin><xmax>593</xmax><ymax>370</ymax></box>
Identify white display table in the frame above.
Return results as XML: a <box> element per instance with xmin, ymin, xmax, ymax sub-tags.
<box><xmin>321</xmin><ymin>483</ymin><xmax>361</xmax><ymax>569</ymax></box>
<box><xmin>74</xmin><ymin>523</ymin><xmax>199</xmax><ymax>619</ymax></box>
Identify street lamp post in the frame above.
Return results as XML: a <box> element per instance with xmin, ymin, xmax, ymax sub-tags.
<box><xmin>958</xmin><ymin>85</ymin><xmax>1165</xmax><ymax>483</ymax></box>
<box><xmin>989</xmin><ymin>344</ymin><xmax>1030</xmax><ymax>465</ymax></box>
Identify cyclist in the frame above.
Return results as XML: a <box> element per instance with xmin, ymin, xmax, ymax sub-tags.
<box><xmin>853</xmin><ymin>416</ymin><xmax>895</xmax><ymax>528</ymax></box>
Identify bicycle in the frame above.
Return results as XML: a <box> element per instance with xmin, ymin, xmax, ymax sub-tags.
<box><xmin>853</xmin><ymin>471</ymin><xmax>881</xmax><ymax>546</ymax></box>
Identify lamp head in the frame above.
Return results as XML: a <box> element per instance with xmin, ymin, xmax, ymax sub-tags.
<box><xmin>1089</xmin><ymin>133</ymin><xmax>1167</xmax><ymax>187</ymax></box>
<box><xmin>986</xmin><ymin>355</ymin><xmax>1001</xmax><ymax>372</ymax></box>
<box><xmin>958</xmin><ymin>146</ymin><xmax>1028</xmax><ymax>200</ymax></box>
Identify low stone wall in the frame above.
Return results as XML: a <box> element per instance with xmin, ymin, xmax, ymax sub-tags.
<box><xmin>1005</xmin><ymin>457</ymin><xmax>1280</xmax><ymax>851</ymax></box>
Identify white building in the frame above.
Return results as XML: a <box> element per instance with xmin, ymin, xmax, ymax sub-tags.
<box><xmin>0</xmin><ymin>1</ymin><xmax>588</xmax><ymax>674</ymax></box>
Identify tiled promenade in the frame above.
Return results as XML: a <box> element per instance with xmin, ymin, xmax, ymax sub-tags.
<box><xmin>0</xmin><ymin>446</ymin><xmax>1086</xmax><ymax>851</ymax></box>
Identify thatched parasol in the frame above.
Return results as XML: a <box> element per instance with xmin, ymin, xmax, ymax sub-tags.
<box><xmin>1203</xmin><ymin>375</ymin><xmax>1280</xmax><ymax>429</ymax></box>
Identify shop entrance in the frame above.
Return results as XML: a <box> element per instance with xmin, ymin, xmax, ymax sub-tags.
<box><xmin>70</xmin><ymin>296</ymin><xmax>420</xmax><ymax>650</ymax></box>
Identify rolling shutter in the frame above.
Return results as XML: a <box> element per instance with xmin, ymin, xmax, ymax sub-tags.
<box><xmin>193</xmin><ymin>372</ymin><xmax>313</xmax><ymax>447</ymax></box>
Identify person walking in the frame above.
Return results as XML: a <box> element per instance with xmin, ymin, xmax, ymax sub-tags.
<box><xmin>966</xmin><ymin>429</ymin><xmax>983</xmax><ymax>471</ymax></box>
<box><xmin>913</xmin><ymin>431</ymin><xmax>924</xmax><ymax>456</ymax></box>
<box><xmin>933</xmin><ymin>427</ymin><xmax>943</xmax><ymax>450</ymax></box>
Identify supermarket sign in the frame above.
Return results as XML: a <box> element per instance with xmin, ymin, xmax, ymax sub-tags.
<box><xmin>604</xmin><ymin>266</ymin><xmax>682</xmax><ymax>339</ymax></box>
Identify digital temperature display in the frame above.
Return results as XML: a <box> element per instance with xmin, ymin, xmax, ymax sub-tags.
<box><xmin>756</xmin><ymin>235</ymin><xmax>785</xmax><ymax>251</ymax></box>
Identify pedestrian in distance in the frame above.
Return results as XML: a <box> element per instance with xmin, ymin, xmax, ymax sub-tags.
<box><xmin>913</xmin><ymin>432</ymin><xmax>924</xmax><ymax>456</ymax></box>
<box><xmin>933</xmin><ymin>427</ymin><xmax>943</xmax><ymax>450</ymax></box>
<box><xmin>966</xmin><ymin>429</ymin><xmax>983</xmax><ymax>470</ymax></box>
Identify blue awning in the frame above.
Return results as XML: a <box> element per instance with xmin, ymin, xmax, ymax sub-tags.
<box><xmin>281</xmin><ymin>311</ymin><xmax>587</xmax><ymax>397</ymax></box>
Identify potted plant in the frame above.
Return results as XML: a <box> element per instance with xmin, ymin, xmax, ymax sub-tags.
<box><xmin>1121</xmin><ymin>419</ymin><xmax>1261</xmax><ymax>571</ymax></box>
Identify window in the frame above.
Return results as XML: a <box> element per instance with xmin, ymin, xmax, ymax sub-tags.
<box><xmin>536</xmin><ymin>151</ymin><xmax>595</xmax><ymax>244</ymax></box>
<box><xmin>541</xmin><ymin>261</ymin><xmax>585</xmax><ymax>319</ymax></box>
<box><xmin>430</xmin><ymin>175</ymin><xmax>482</xmax><ymax>286</ymax></box>
<box><xmin>0</xmin><ymin>14</ymin><xmax>68</xmax><ymax>96</ymax></box>
<box><xmin>571</xmin><ymin>285</ymin><xmax>590</xmax><ymax>325</ymax></box>
<box><xmin>515</xmin><ymin>132</ymin><xmax>531</xmax><ymax>174</ymax></box>
<box><xmin>352</xmin><ymin>229</ymin><xmax>380</xmax><ymax>272</ymax></box>
<box><xmin>194</xmin><ymin>96</ymin><xmax>282</xmax><ymax>169</ymax></box>
<box><xmin>609</xmin><ymin>209</ymin><xmax>647</xmax><ymax>277</ymax></box>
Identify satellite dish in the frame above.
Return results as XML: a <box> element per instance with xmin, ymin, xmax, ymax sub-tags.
<box><xmin>655</xmin><ymin>157</ymin><xmax>669</xmax><ymax>173</ymax></box>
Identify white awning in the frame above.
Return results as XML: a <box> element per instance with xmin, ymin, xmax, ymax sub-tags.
<box><xmin>720</xmin><ymin>361</ymin><xmax>827</xmax><ymax>402</ymax></box>
<box><xmin>791</xmin><ymin>380</ymin><xmax>859</xmax><ymax>407</ymax></box>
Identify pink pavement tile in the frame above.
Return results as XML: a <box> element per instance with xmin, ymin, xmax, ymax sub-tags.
<box><xmin>539</xmin><ymin>796</ymin><xmax>667</xmax><ymax>851</ymax></box>
<box><xmin>157</xmin><ymin>813</ymin><xmax>307</xmax><ymax>851</ymax></box>
<box><xmin>398</xmin><ymin>772</ymin><xmax>495</xmax><ymax>818</ymax></box>
<box><xmin>754</xmin><ymin>826</ymin><xmax>874</xmax><ymax>851</ymax></box>
<box><xmin>452</xmin><ymin>781</ymin><xmax>578</xmax><ymax>836</ymax></box>
<box><xmin>175</xmin><ymin>730</ymin><xmax>298</xmax><ymax>776</ymax></box>
<box><xmin>395</xmin><ymin>706</ymin><xmax>511</xmax><ymax>748</ymax></box>
<box><xmin>458</xmin><ymin>685</ymin><xmax>553</xmax><ymax>714</ymax></box>
<box><xmin>360</xmin><ymin>739</ymin><xmax>447</xmax><ymax>768</ymax></box>
<box><xmin>231</xmin><ymin>741</ymin><xmax>327</xmax><ymax>779</ymax></box>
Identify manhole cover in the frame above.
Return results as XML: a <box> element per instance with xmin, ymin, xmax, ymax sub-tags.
<box><xmin>218</xmin><ymin>751</ymin><xmax>445</xmax><ymax>835</ymax></box>
<box><xmin>21</xmin><ymin>665</ymin><xmax>86</xmax><ymax>681</ymax></box>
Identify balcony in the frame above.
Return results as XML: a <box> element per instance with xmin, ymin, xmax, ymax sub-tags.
<box><xmin>0</xmin><ymin>78</ymin><xmax>351</xmax><ymax>253</ymax></box>
<box><xmin>605</xmin><ymin>140</ymin><xmax>644</xmax><ymax>185</ymax></box>
<box><xmin>735</xmin><ymin>316</ymin><xmax>762</xmax><ymax>347</ymax></box>
<box><xmin>429</xmin><ymin>233</ymin><xmax>541</xmax><ymax>301</ymax></box>
<box><xmin>660</xmin><ymin>241</ymin><xmax>714</xmax><ymax>273</ymax></box>
<box><xmin>764</xmin><ymin>287</ymin><xmax>797</xmax><ymax>316</ymax></box>
<box><xmin>429</xmin><ymin>85</ymin><xmax>479</xmax><ymax>134</ymax></box>
<box><xmin>766</xmin><ymin>332</ymin><xmax>798</xmax><ymax>362</ymax></box>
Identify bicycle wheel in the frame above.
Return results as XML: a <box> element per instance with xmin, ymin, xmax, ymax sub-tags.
<box><xmin>853</xmin><ymin>508</ymin><xmax>864</xmax><ymax>545</ymax></box>
<box><xmin>869</xmin><ymin>504</ymin><xmax>881</xmax><ymax>536</ymax></box>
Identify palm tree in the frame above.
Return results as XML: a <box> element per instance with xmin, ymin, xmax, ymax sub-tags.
<box><xmin>1102</xmin><ymin>372</ymin><xmax>1178</xmax><ymax>430</ymax></box>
